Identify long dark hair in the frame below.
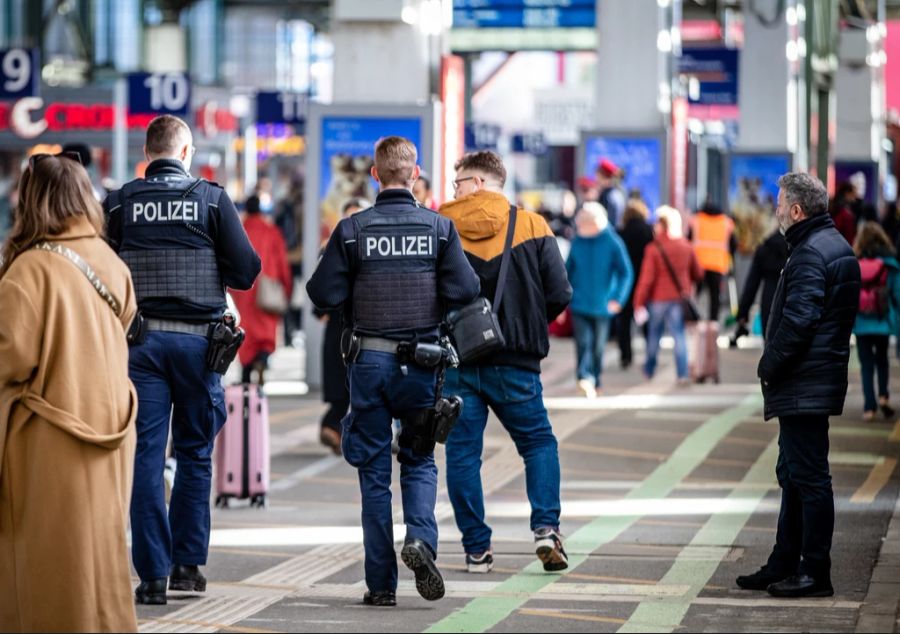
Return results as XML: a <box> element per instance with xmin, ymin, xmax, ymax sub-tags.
<box><xmin>854</xmin><ymin>221</ymin><xmax>896</xmax><ymax>259</ymax></box>
<box><xmin>1</xmin><ymin>155</ymin><xmax>104</xmax><ymax>277</ymax></box>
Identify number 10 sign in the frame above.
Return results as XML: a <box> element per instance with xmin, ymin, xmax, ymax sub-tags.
<box><xmin>128</xmin><ymin>72</ymin><xmax>191</xmax><ymax>117</ymax></box>
<box><xmin>0</xmin><ymin>48</ymin><xmax>39</xmax><ymax>100</ymax></box>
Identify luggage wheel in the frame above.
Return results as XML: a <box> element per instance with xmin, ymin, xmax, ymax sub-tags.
<box><xmin>250</xmin><ymin>494</ymin><xmax>268</xmax><ymax>509</ymax></box>
<box><xmin>215</xmin><ymin>495</ymin><xmax>231</xmax><ymax>509</ymax></box>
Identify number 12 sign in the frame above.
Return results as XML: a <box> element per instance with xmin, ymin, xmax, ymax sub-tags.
<box><xmin>0</xmin><ymin>48</ymin><xmax>39</xmax><ymax>100</ymax></box>
<box><xmin>128</xmin><ymin>72</ymin><xmax>191</xmax><ymax>117</ymax></box>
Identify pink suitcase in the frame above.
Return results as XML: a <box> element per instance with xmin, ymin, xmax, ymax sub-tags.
<box><xmin>215</xmin><ymin>384</ymin><xmax>270</xmax><ymax>508</ymax></box>
<box><xmin>690</xmin><ymin>321</ymin><xmax>721</xmax><ymax>384</ymax></box>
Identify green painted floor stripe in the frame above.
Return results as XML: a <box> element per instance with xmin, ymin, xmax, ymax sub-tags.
<box><xmin>617</xmin><ymin>436</ymin><xmax>779</xmax><ymax>633</ymax></box>
<box><xmin>426</xmin><ymin>394</ymin><xmax>763</xmax><ymax>634</ymax></box>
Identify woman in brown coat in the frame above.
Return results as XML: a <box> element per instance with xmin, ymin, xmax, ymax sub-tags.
<box><xmin>0</xmin><ymin>154</ymin><xmax>139</xmax><ymax>632</ymax></box>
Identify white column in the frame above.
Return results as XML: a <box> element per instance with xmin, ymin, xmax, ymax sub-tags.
<box><xmin>834</xmin><ymin>25</ymin><xmax>885</xmax><ymax>163</ymax></box>
<box><xmin>594</xmin><ymin>0</ymin><xmax>670</xmax><ymax>130</ymax></box>
<box><xmin>737</xmin><ymin>0</ymin><xmax>806</xmax><ymax>164</ymax></box>
<box><xmin>331</xmin><ymin>0</ymin><xmax>442</xmax><ymax>103</ymax></box>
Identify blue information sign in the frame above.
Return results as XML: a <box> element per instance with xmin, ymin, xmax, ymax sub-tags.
<box><xmin>453</xmin><ymin>0</ymin><xmax>596</xmax><ymax>29</ymax></box>
<box><xmin>728</xmin><ymin>153</ymin><xmax>792</xmax><ymax>254</ymax></box>
<box><xmin>512</xmin><ymin>132</ymin><xmax>548</xmax><ymax>155</ymax></box>
<box><xmin>127</xmin><ymin>72</ymin><xmax>191</xmax><ymax>117</ymax></box>
<box><xmin>679</xmin><ymin>47</ymin><xmax>740</xmax><ymax>106</ymax></box>
<box><xmin>319</xmin><ymin>117</ymin><xmax>422</xmax><ymax>231</ymax></box>
<box><xmin>256</xmin><ymin>91</ymin><xmax>306</xmax><ymax>128</ymax></box>
<box><xmin>582</xmin><ymin>136</ymin><xmax>663</xmax><ymax>214</ymax></box>
<box><xmin>0</xmin><ymin>48</ymin><xmax>39</xmax><ymax>100</ymax></box>
<box><xmin>465</xmin><ymin>122</ymin><xmax>502</xmax><ymax>151</ymax></box>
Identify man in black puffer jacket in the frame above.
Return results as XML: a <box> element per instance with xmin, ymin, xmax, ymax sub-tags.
<box><xmin>736</xmin><ymin>172</ymin><xmax>860</xmax><ymax>599</ymax></box>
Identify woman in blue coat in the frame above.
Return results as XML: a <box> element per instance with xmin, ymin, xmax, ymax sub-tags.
<box><xmin>853</xmin><ymin>222</ymin><xmax>900</xmax><ymax>421</ymax></box>
<box><xmin>566</xmin><ymin>202</ymin><xmax>634</xmax><ymax>397</ymax></box>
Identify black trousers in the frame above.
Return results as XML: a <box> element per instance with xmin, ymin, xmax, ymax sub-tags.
<box><xmin>767</xmin><ymin>415</ymin><xmax>833</xmax><ymax>580</ymax></box>
<box><xmin>616</xmin><ymin>298</ymin><xmax>647</xmax><ymax>367</ymax></box>
<box><xmin>698</xmin><ymin>270</ymin><xmax>724</xmax><ymax>322</ymax></box>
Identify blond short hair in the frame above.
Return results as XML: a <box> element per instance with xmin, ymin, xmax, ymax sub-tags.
<box><xmin>656</xmin><ymin>205</ymin><xmax>683</xmax><ymax>239</ymax></box>
<box><xmin>374</xmin><ymin>136</ymin><xmax>418</xmax><ymax>187</ymax></box>
<box><xmin>146</xmin><ymin>115</ymin><xmax>192</xmax><ymax>156</ymax></box>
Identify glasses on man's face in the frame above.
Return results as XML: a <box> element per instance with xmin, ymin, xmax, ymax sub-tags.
<box><xmin>452</xmin><ymin>176</ymin><xmax>477</xmax><ymax>192</ymax></box>
<box><xmin>28</xmin><ymin>151</ymin><xmax>84</xmax><ymax>171</ymax></box>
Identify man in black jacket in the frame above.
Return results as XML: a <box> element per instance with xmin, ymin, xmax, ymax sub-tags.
<box><xmin>105</xmin><ymin>115</ymin><xmax>261</xmax><ymax>605</ymax></box>
<box><xmin>736</xmin><ymin>172</ymin><xmax>860</xmax><ymax>598</ymax></box>
<box><xmin>307</xmin><ymin>137</ymin><xmax>480</xmax><ymax>607</ymax></box>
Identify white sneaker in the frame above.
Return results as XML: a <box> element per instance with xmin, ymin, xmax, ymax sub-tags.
<box><xmin>577</xmin><ymin>379</ymin><xmax>597</xmax><ymax>399</ymax></box>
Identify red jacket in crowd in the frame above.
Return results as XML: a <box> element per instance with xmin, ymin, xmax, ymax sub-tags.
<box><xmin>231</xmin><ymin>213</ymin><xmax>293</xmax><ymax>366</ymax></box>
<box><xmin>830</xmin><ymin>205</ymin><xmax>857</xmax><ymax>246</ymax></box>
<box><xmin>633</xmin><ymin>234</ymin><xmax>703</xmax><ymax>309</ymax></box>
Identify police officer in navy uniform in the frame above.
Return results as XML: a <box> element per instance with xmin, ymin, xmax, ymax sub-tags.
<box><xmin>104</xmin><ymin>115</ymin><xmax>261</xmax><ymax>605</ymax></box>
<box><xmin>307</xmin><ymin>136</ymin><xmax>480</xmax><ymax>607</ymax></box>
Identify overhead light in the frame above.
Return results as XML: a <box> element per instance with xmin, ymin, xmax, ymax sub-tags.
<box><xmin>401</xmin><ymin>6</ymin><xmax>418</xmax><ymax>26</ymax></box>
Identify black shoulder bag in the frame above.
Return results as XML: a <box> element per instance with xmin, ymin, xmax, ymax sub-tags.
<box><xmin>447</xmin><ymin>205</ymin><xmax>517</xmax><ymax>363</ymax></box>
<box><xmin>654</xmin><ymin>241</ymin><xmax>701</xmax><ymax>323</ymax></box>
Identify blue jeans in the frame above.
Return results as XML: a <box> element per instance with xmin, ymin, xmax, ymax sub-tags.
<box><xmin>572</xmin><ymin>312</ymin><xmax>611</xmax><ymax>388</ymax></box>
<box><xmin>129</xmin><ymin>332</ymin><xmax>227</xmax><ymax>581</ymax></box>
<box><xmin>444</xmin><ymin>366</ymin><xmax>561</xmax><ymax>554</ymax></box>
<box><xmin>342</xmin><ymin>350</ymin><xmax>439</xmax><ymax>593</ymax></box>
<box><xmin>644</xmin><ymin>301</ymin><xmax>688</xmax><ymax>380</ymax></box>
<box><xmin>857</xmin><ymin>334</ymin><xmax>890</xmax><ymax>413</ymax></box>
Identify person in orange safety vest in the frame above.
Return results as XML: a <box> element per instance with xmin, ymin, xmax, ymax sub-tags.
<box><xmin>689</xmin><ymin>202</ymin><xmax>736</xmax><ymax>323</ymax></box>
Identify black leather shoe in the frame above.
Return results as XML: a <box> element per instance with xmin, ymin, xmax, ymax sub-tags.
<box><xmin>169</xmin><ymin>564</ymin><xmax>207</xmax><ymax>592</ymax></box>
<box><xmin>736</xmin><ymin>566</ymin><xmax>792</xmax><ymax>591</ymax></box>
<box><xmin>135</xmin><ymin>578</ymin><xmax>167</xmax><ymax>605</ymax></box>
<box><xmin>363</xmin><ymin>590</ymin><xmax>397</xmax><ymax>607</ymax></box>
<box><xmin>401</xmin><ymin>539</ymin><xmax>445</xmax><ymax>601</ymax></box>
<box><xmin>767</xmin><ymin>574</ymin><xmax>834</xmax><ymax>598</ymax></box>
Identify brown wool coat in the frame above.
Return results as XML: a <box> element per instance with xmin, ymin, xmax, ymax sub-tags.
<box><xmin>0</xmin><ymin>216</ymin><xmax>139</xmax><ymax>633</ymax></box>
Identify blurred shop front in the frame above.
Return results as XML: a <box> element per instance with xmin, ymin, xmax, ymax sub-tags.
<box><xmin>0</xmin><ymin>85</ymin><xmax>239</xmax><ymax>238</ymax></box>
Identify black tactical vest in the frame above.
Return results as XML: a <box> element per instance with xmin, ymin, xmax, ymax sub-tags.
<box><xmin>351</xmin><ymin>202</ymin><xmax>442</xmax><ymax>336</ymax></box>
<box><xmin>112</xmin><ymin>174</ymin><xmax>226</xmax><ymax>320</ymax></box>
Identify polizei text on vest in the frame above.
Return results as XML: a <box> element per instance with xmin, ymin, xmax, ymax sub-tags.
<box><xmin>364</xmin><ymin>235</ymin><xmax>434</xmax><ymax>259</ymax></box>
<box><xmin>132</xmin><ymin>200</ymin><xmax>201</xmax><ymax>223</ymax></box>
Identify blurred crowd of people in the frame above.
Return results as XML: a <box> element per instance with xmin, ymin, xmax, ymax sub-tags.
<box><xmin>534</xmin><ymin>159</ymin><xmax>900</xmax><ymax>421</ymax></box>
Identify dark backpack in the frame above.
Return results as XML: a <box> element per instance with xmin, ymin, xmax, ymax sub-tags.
<box><xmin>859</xmin><ymin>258</ymin><xmax>889</xmax><ymax>318</ymax></box>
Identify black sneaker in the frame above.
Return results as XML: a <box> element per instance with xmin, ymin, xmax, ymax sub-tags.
<box><xmin>363</xmin><ymin>590</ymin><xmax>397</xmax><ymax>607</ymax></box>
<box><xmin>534</xmin><ymin>527</ymin><xmax>569</xmax><ymax>572</ymax></box>
<box><xmin>135</xmin><ymin>578</ymin><xmax>167</xmax><ymax>605</ymax></box>
<box><xmin>736</xmin><ymin>565</ymin><xmax>792</xmax><ymax>591</ymax></box>
<box><xmin>400</xmin><ymin>539</ymin><xmax>445</xmax><ymax>601</ymax></box>
<box><xmin>169</xmin><ymin>564</ymin><xmax>207</xmax><ymax>592</ymax></box>
<box><xmin>466</xmin><ymin>549</ymin><xmax>494</xmax><ymax>574</ymax></box>
<box><xmin>767</xmin><ymin>574</ymin><xmax>834</xmax><ymax>598</ymax></box>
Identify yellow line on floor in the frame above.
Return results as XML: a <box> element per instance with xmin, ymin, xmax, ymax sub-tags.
<box><xmin>138</xmin><ymin>617</ymin><xmax>281</xmax><ymax>633</ymax></box>
<box><xmin>851</xmin><ymin>457</ymin><xmax>899</xmax><ymax>504</ymax></box>
<box><xmin>559</xmin><ymin>443</ymin><xmax>666</xmax><ymax>462</ymax></box>
<box><xmin>517</xmin><ymin>608</ymin><xmax>627</xmax><ymax>625</ymax></box>
<box><xmin>584</xmin><ymin>426</ymin><xmax>688</xmax><ymax>440</ymax></box>
<box><xmin>891</xmin><ymin>420</ymin><xmax>900</xmax><ymax>442</ymax></box>
<box><xmin>209</xmin><ymin>547</ymin><xmax>304</xmax><ymax>559</ymax></box>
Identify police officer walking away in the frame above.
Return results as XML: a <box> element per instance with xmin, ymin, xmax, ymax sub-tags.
<box><xmin>104</xmin><ymin>115</ymin><xmax>261</xmax><ymax>605</ymax></box>
<box><xmin>307</xmin><ymin>136</ymin><xmax>480</xmax><ymax>607</ymax></box>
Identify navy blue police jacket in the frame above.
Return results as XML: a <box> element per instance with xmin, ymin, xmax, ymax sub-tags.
<box><xmin>104</xmin><ymin>159</ymin><xmax>261</xmax><ymax>322</ymax></box>
<box><xmin>758</xmin><ymin>213</ymin><xmax>861</xmax><ymax>420</ymax></box>
<box><xmin>306</xmin><ymin>189</ymin><xmax>481</xmax><ymax>342</ymax></box>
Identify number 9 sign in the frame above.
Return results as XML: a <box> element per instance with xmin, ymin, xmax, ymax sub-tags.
<box><xmin>0</xmin><ymin>48</ymin><xmax>39</xmax><ymax>100</ymax></box>
<box><xmin>128</xmin><ymin>72</ymin><xmax>192</xmax><ymax>117</ymax></box>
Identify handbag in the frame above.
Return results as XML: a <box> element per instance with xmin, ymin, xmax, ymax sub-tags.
<box><xmin>447</xmin><ymin>205</ymin><xmax>517</xmax><ymax>363</ymax></box>
<box><xmin>654</xmin><ymin>241</ymin><xmax>701</xmax><ymax>323</ymax></box>
<box><xmin>256</xmin><ymin>275</ymin><xmax>288</xmax><ymax>315</ymax></box>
